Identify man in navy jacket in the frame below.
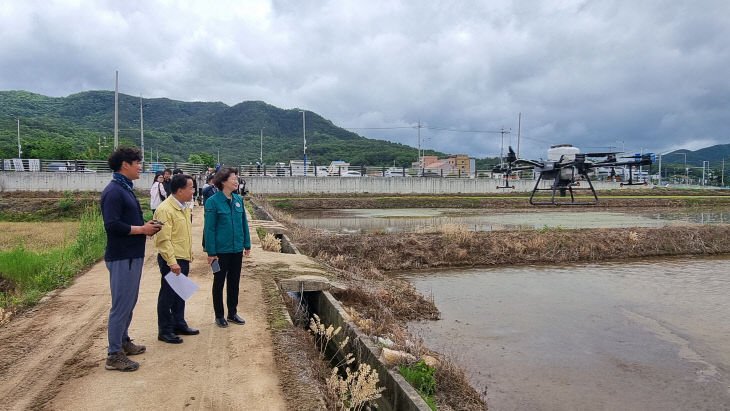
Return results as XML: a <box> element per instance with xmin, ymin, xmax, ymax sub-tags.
<box><xmin>101</xmin><ymin>147</ymin><xmax>162</xmax><ymax>372</ymax></box>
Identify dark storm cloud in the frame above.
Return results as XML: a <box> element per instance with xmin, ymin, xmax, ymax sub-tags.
<box><xmin>0</xmin><ymin>0</ymin><xmax>728</xmax><ymax>160</ymax></box>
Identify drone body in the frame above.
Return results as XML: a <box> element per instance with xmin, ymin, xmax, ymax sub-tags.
<box><xmin>494</xmin><ymin>144</ymin><xmax>654</xmax><ymax>205</ymax></box>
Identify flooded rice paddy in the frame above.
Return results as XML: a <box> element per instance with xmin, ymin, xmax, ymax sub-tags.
<box><xmin>401</xmin><ymin>256</ymin><xmax>730</xmax><ymax>410</ymax></box>
<box><xmin>292</xmin><ymin>208</ymin><xmax>730</xmax><ymax>233</ymax></box>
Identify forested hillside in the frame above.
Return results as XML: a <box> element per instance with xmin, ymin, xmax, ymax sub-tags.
<box><xmin>0</xmin><ymin>90</ymin><xmax>450</xmax><ymax>166</ymax></box>
<box><xmin>665</xmin><ymin>144</ymin><xmax>730</xmax><ymax>167</ymax></box>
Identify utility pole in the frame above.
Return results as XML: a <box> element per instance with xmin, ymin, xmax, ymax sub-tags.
<box><xmin>16</xmin><ymin>117</ymin><xmax>21</xmax><ymax>158</ymax></box>
<box><xmin>517</xmin><ymin>113</ymin><xmax>522</xmax><ymax>158</ymax></box>
<box><xmin>260</xmin><ymin>127</ymin><xmax>265</xmax><ymax>164</ymax></box>
<box><xmin>140</xmin><ymin>95</ymin><xmax>144</xmax><ymax>167</ymax></box>
<box><xmin>114</xmin><ymin>70</ymin><xmax>119</xmax><ymax>149</ymax></box>
<box><xmin>299</xmin><ymin>110</ymin><xmax>306</xmax><ymax>176</ymax></box>
<box><xmin>722</xmin><ymin>157</ymin><xmax>725</xmax><ymax>187</ymax></box>
<box><xmin>417</xmin><ymin>119</ymin><xmax>422</xmax><ymax>169</ymax></box>
<box><xmin>500</xmin><ymin>128</ymin><xmax>510</xmax><ymax>167</ymax></box>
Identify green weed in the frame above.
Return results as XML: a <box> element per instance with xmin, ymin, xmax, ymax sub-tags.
<box><xmin>256</xmin><ymin>227</ymin><xmax>268</xmax><ymax>240</ymax></box>
<box><xmin>0</xmin><ymin>207</ymin><xmax>106</xmax><ymax>310</ymax></box>
<box><xmin>273</xmin><ymin>199</ymin><xmax>293</xmax><ymax>209</ymax></box>
<box><xmin>399</xmin><ymin>361</ymin><xmax>437</xmax><ymax>410</ymax></box>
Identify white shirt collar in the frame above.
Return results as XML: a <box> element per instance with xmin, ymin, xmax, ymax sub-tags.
<box><xmin>171</xmin><ymin>195</ymin><xmax>187</xmax><ymax>210</ymax></box>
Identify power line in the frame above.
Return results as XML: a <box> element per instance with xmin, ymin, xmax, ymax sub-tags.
<box><xmin>345</xmin><ymin>125</ymin><xmax>505</xmax><ymax>133</ymax></box>
<box><xmin>345</xmin><ymin>126</ymin><xmax>415</xmax><ymax>130</ymax></box>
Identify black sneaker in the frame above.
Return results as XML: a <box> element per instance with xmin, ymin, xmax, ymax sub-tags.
<box><xmin>227</xmin><ymin>314</ymin><xmax>245</xmax><ymax>325</ymax></box>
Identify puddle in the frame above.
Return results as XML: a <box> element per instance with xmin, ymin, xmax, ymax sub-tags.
<box><xmin>400</xmin><ymin>256</ymin><xmax>730</xmax><ymax>410</ymax></box>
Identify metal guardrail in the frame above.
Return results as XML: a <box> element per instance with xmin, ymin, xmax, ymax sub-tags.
<box><xmin>234</xmin><ymin>164</ymin><xmax>487</xmax><ymax>178</ymax></box>
<box><xmin>1</xmin><ymin>159</ymin><xmax>207</xmax><ymax>175</ymax></box>
<box><xmin>1</xmin><ymin>159</ymin><xmax>494</xmax><ymax>178</ymax></box>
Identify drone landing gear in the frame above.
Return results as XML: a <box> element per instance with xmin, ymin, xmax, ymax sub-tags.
<box><xmin>529</xmin><ymin>170</ymin><xmax>599</xmax><ymax>206</ymax></box>
<box><xmin>496</xmin><ymin>173</ymin><xmax>516</xmax><ymax>190</ymax></box>
<box><xmin>619</xmin><ymin>166</ymin><xmax>649</xmax><ymax>187</ymax></box>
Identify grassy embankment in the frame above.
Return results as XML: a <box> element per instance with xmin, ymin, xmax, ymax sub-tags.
<box><xmin>0</xmin><ymin>207</ymin><xmax>105</xmax><ymax>313</ymax></box>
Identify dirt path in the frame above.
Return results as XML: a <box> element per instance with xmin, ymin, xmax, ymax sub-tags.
<box><xmin>0</xmin><ymin>212</ymin><xmax>288</xmax><ymax>410</ymax></box>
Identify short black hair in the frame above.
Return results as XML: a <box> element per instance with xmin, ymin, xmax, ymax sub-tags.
<box><xmin>206</xmin><ymin>174</ymin><xmax>214</xmax><ymax>183</ymax></box>
<box><xmin>212</xmin><ymin>167</ymin><xmax>238</xmax><ymax>190</ymax></box>
<box><xmin>164</xmin><ymin>168</ymin><xmax>172</xmax><ymax>175</ymax></box>
<box><xmin>173</xmin><ymin>168</ymin><xmax>184</xmax><ymax>175</ymax></box>
<box><xmin>170</xmin><ymin>174</ymin><xmax>193</xmax><ymax>194</ymax></box>
<box><xmin>108</xmin><ymin>147</ymin><xmax>142</xmax><ymax>172</ymax></box>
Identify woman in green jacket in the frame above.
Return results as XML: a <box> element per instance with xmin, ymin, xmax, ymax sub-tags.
<box><xmin>204</xmin><ymin>168</ymin><xmax>251</xmax><ymax>327</ymax></box>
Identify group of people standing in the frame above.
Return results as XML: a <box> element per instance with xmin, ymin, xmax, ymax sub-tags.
<box><xmin>100</xmin><ymin>147</ymin><xmax>251</xmax><ymax>372</ymax></box>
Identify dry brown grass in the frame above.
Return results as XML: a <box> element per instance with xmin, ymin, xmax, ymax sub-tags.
<box><xmin>261</xmin><ymin>233</ymin><xmax>282</xmax><ymax>252</ymax></box>
<box><xmin>434</xmin><ymin>356</ymin><xmax>488</xmax><ymax>410</ymax></box>
<box><xmin>0</xmin><ymin>222</ymin><xmax>79</xmax><ymax>251</ymax></box>
<box><xmin>296</xmin><ymin>226</ymin><xmax>730</xmax><ymax>272</ymax></box>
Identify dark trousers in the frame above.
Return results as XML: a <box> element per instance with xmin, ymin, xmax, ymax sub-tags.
<box><xmin>106</xmin><ymin>257</ymin><xmax>143</xmax><ymax>354</ymax></box>
<box><xmin>212</xmin><ymin>252</ymin><xmax>243</xmax><ymax>319</ymax></box>
<box><xmin>157</xmin><ymin>254</ymin><xmax>190</xmax><ymax>334</ymax></box>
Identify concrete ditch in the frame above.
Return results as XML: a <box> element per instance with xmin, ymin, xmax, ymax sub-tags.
<box><xmin>299</xmin><ymin>288</ymin><xmax>432</xmax><ymax>411</ymax></box>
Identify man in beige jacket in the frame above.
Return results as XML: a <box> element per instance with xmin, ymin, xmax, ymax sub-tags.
<box><xmin>153</xmin><ymin>174</ymin><xmax>199</xmax><ymax>344</ymax></box>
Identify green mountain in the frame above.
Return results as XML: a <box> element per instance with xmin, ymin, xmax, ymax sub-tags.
<box><xmin>665</xmin><ymin>144</ymin><xmax>730</xmax><ymax>167</ymax></box>
<box><xmin>0</xmin><ymin>90</ymin><xmax>451</xmax><ymax>167</ymax></box>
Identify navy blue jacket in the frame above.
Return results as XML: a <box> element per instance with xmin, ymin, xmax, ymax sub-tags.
<box><xmin>101</xmin><ymin>179</ymin><xmax>146</xmax><ymax>261</ymax></box>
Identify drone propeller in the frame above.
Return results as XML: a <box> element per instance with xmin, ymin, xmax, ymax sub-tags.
<box><xmin>584</xmin><ymin>152</ymin><xmax>621</xmax><ymax>157</ymax></box>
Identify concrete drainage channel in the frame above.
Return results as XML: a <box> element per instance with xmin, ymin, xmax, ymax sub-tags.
<box><xmin>250</xmin><ymin>200</ymin><xmax>430</xmax><ymax>410</ymax></box>
<box><xmin>250</xmin><ymin>202</ymin><xmax>299</xmax><ymax>254</ymax></box>
<box><xmin>280</xmin><ymin>278</ymin><xmax>431</xmax><ymax>411</ymax></box>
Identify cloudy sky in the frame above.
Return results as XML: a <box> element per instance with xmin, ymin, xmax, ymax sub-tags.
<box><xmin>1</xmin><ymin>0</ymin><xmax>728</xmax><ymax>159</ymax></box>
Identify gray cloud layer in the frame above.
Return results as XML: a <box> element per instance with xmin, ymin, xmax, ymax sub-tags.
<box><xmin>1</xmin><ymin>0</ymin><xmax>728</xmax><ymax>159</ymax></box>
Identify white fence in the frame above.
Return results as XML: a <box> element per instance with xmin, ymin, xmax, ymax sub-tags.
<box><xmin>0</xmin><ymin>172</ymin><xmax>657</xmax><ymax>194</ymax></box>
<box><xmin>1</xmin><ymin>159</ymin><xmax>207</xmax><ymax>175</ymax></box>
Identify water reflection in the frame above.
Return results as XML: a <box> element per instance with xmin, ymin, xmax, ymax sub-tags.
<box><xmin>401</xmin><ymin>256</ymin><xmax>730</xmax><ymax>410</ymax></box>
<box><xmin>292</xmin><ymin>208</ymin><xmax>730</xmax><ymax>233</ymax></box>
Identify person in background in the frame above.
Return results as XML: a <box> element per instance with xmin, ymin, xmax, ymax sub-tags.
<box><xmin>201</xmin><ymin>174</ymin><xmax>217</xmax><ymax>206</ymax></box>
<box><xmin>203</xmin><ymin>168</ymin><xmax>251</xmax><ymax>328</ymax></box>
<box><xmin>150</xmin><ymin>171</ymin><xmax>166</xmax><ymax>213</ymax></box>
<box><xmin>101</xmin><ymin>147</ymin><xmax>162</xmax><ymax>372</ymax></box>
<box><xmin>162</xmin><ymin>168</ymin><xmax>172</xmax><ymax>196</ymax></box>
<box><xmin>153</xmin><ymin>174</ymin><xmax>199</xmax><ymax>344</ymax></box>
<box><xmin>196</xmin><ymin>171</ymin><xmax>206</xmax><ymax>205</ymax></box>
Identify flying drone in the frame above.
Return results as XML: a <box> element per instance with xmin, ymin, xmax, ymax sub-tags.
<box><xmin>493</xmin><ymin>144</ymin><xmax>655</xmax><ymax>205</ymax></box>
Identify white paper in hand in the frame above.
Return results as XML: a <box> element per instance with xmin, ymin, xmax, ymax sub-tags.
<box><xmin>164</xmin><ymin>272</ymin><xmax>200</xmax><ymax>300</ymax></box>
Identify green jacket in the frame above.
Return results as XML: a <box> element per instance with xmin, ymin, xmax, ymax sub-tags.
<box><xmin>203</xmin><ymin>191</ymin><xmax>251</xmax><ymax>256</ymax></box>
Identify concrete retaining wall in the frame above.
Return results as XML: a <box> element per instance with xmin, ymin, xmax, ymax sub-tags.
<box><xmin>0</xmin><ymin>172</ymin><xmax>154</xmax><ymax>192</ymax></box>
<box><xmin>1</xmin><ymin>172</ymin><xmax>651</xmax><ymax>194</ymax></box>
<box><xmin>303</xmin><ymin>290</ymin><xmax>431</xmax><ymax>411</ymax></box>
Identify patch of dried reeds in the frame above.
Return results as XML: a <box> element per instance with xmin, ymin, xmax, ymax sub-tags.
<box><xmin>261</xmin><ymin>233</ymin><xmax>282</xmax><ymax>252</ymax></box>
<box><xmin>297</xmin><ymin>226</ymin><xmax>730</xmax><ymax>272</ymax></box>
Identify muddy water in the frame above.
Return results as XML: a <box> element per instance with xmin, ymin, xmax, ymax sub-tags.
<box><xmin>292</xmin><ymin>208</ymin><xmax>730</xmax><ymax>233</ymax></box>
<box><xmin>402</xmin><ymin>257</ymin><xmax>730</xmax><ymax>411</ymax></box>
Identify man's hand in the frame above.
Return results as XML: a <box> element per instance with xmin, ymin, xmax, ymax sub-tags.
<box><xmin>244</xmin><ymin>249</ymin><xmax>251</xmax><ymax>257</ymax></box>
<box><xmin>170</xmin><ymin>263</ymin><xmax>181</xmax><ymax>275</ymax></box>
<box><xmin>139</xmin><ymin>220</ymin><xmax>163</xmax><ymax>236</ymax></box>
<box><xmin>207</xmin><ymin>256</ymin><xmax>219</xmax><ymax>265</ymax></box>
